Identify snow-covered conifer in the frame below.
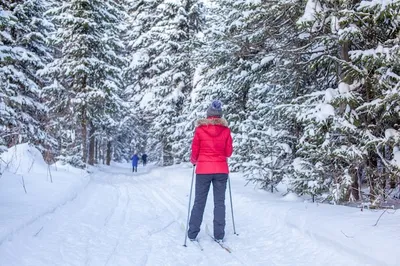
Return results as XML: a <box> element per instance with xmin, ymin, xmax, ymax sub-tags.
<box><xmin>0</xmin><ymin>0</ymin><xmax>54</xmax><ymax>155</ymax></box>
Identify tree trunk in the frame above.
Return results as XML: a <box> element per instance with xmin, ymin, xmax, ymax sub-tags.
<box><xmin>88</xmin><ymin>124</ymin><xmax>95</xmax><ymax>165</ymax></box>
<box><xmin>106</xmin><ymin>140</ymin><xmax>112</xmax><ymax>166</ymax></box>
<box><xmin>369</xmin><ymin>154</ymin><xmax>380</xmax><ymax>206</ymax></box>
<box><xmin>338</xmin><ymin>41</ymin><xmax>352</xmax><ymax>85</ymax></box>
<box><xmin>341</xmin><ymin>42</ymin><xmax>350</xmax><ymax>62</ymax></box>
<box><xmin>369</xmin><ymin>177</ymin><xmax>376</xmax><ymax>205</ymax></box>
<box><xmin>102</xmin><ymin>140</ymin><xmax>105</xmax><ymax>164</ymax></box>
<box><xmin>81</xmin><ymin>105</ymin><xmax>87</xmax><ymax>164</ymax></box>
<box><xmin>162</xmin><ymin>139</ymin><xmax>173</xmax><ymax>166</ymax></box>
<box><xmin>95</xmin><ymin>139</ymin><xmax>98</xmax><ymax>164</ymax></box>
<box><xmin>357</xmin><ymin>166</ymin><xmax>363</xmax><ymax>201</ymax></box>
<box><xmin>98</xmin><ymin>139</ymin><xmax>102</xmax><ymax>164</ymax></box>
<box><xmin>350</xmin><ymin>175</ymin><xmax>360</xmax><ymax>201</ymax></box>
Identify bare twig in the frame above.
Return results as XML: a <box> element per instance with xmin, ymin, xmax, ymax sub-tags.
<box><xmin>21</xmin><ymin>175</ymin><xmax>27</xmax><ymax>194</ymax></box>
<box><xmin>28</xmin><ymin>158</ymin><xmax>35</xmax><ymax>173</ymax></box>
<box><xmin>0</xmin><ymin>157</ymin><xmax>12</xmax><ymax>173</ymax></box>
<box><xmin>47</xmin><ymin>164</ymin><xmax>53</xmax><ymax>183</ymax></box>
<box><xmin>373</xmin><ymin>209</ymin><xmax>387</xmax><ymax>226</ymax></box>
<box><xmin>34</xmin><ymin>226</ymin><xmax>44</xmax><ymax>237</ymax></box>
<box><xmin>341</xmin><ymin>230</ymin><xmax>354</xmax><ymax>238</ymax></box>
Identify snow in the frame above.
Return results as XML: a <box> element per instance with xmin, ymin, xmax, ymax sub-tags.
<box><xmin>191</xmin><ymin>65</ymin><xmax>205</xmax><ymax>104</ymax></box>
<box><xmin>140</xmin><ymin>92</ymin><xmax>155</xmax><ymax>109</ymax></box>
<box><xmin>316</xmin><ymin>104</ymin><xmax>335</xmax><ymax>121</ymax></box>
<box><xmin>391</xmin><ymin>146</ymin><xmax>400</xmax><ymax>167</ymax></box>
<box><xmin>297</xmin><ymin>0</ymin><xmax>322</xmax><ymax>24</ymax></box>
<box><xmin>0</xmin><ymin>144</ymin><xmax>89</xmax><ymax>245</ymax></box>
<box><xmin>340</xmin><ymin>119</ymin><xmax>357</xmax><ymax>130</ymax></box>
<box><xmin>260</xmin><ymin>55</ymin><xmax>274</xmax><ymax>65</ymax></box>
<box><xmin>292</xmin><ymin>157</ymin><xmax>306</xmax><ymax>172</ymax></box>
<box><xmin>359</xmin><ymin>0</ymin><xmax>397</xmax><ymax>10</ymax></box>
<box><xmin>324</xmin><ymin>88</ymin><xmax>337</xmax><ymax>103</ymax></box>
<box><xmin>282</xmin><ymin>192</ymin><xmax>301</xmax><ymax>202</ymax></box>
<box><xmin>0</xmin><ymin>145</ymin><xmax>399</xmax><ymax>265</ymax></box>
<box><xmin>277</xmin><ymin>143</ymin><xmax>292</xmax><ymax>153</ymax></box>
<box><xmin>385</xmin><ymin>128</ymin><xmax>400</xmax><ymax>140</ymax></box>
<box><xmin>130</xmin><ymin>52</ymin><xmax>149</xmax><ymax>69</ymax></box>
<box><xmin>330</xmin><ymin>15</ymin><xmax>339</xmax><ymax>33</ymax></box>
<box><xmin>298</xmin><ymin>32</ymin><xmax>311</xmax><ymax>39</ymax></box>
<box><xmin>338</xmin><ymin>82</ymin><xmax>350</xmax><ymax>94</ymax></box>
<box><xmin>350</xmin><ymin>44</ymin><xmax>393</xmax><ymax>60</ymax></box>
<box><xmin>304</xmin><ymin>103</ymin><xmax>335</xmax><ymax>122</ymax></box>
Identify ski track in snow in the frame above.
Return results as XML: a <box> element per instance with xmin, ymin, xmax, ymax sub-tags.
<box><xmin>0</xmin><ymin>165</ymin><xmax>377</xmax><ymax>266</ymax></box>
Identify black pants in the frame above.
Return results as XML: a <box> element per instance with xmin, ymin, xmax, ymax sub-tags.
<box><xmin>188</xmin><ymin>173</ymin><xmax>228</xmax><ymax>240</ymax></box>
<box><xmin>132</xmin><ymin>166</ymin><xmax>137</xmax><ymax>172</ymax></box>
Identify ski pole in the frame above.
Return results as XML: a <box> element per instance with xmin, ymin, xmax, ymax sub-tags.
<box><xmin>183</xmin><ymin>166</ymin><xmax>196</xmax><ymax>246</ymax></box>
<box><xmin>228</xmin><ymin>175</ymin><xmax>238</xmax><ymax>235</ymax></box>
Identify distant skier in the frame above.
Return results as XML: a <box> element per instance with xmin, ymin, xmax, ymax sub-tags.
<box><xmin>131</xmin><ymin>153</ymin><xmax>139</xmax><ymax>172</ymax></box>
<box><xmin>142</xmin><ymin>153</ymin><xmax>148</xmax><ymax>166</ymax></box>
<box><xmin>188</xmin><ymin>100</ymin><xmax>233</xmax><ymax>242</ymax></box>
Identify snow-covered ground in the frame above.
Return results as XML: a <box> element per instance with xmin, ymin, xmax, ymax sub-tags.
<box><xmin>0</xmin><ymin>145</ymin><xmax>399</xmax><ymax>265</ymax></box>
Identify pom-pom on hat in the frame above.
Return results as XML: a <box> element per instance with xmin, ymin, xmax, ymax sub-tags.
<box><xmin>206</xmin><ymin>100</ymin><xmax>223</xmax><ymax>118</ymax></box>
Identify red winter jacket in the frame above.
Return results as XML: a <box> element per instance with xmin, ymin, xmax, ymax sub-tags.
<box><xmin>190</xmin><ymin>117</ymin><xmax>233</xmax><ymax>174</ymax></box>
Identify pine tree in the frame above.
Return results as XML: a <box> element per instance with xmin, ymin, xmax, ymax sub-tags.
<box><xmin>286</xmin><ymin>0</ymin><xmax>366</xmax><ymax>202</ymax></box>
<box><xmin>88</xmin><ymin>0</ymin><xmax>129</xmax><ymax>165</ymax></box>
<box><xmin>42</xmin><ymin>0</ymin><xmax>129</xmax><ymax>166</ymax></box>
<box><xmin>290</xmin><ymin>0</ymin><xmax>400</xmax><ymax>203</ymax></box>
<box><xmin>170</xmin><ymin>0</ymin><xmax>205</xmax><ymax>163</ymax></box>
<box><xmin>348</xmin><ymin>0</ymin><xmax>400</xmax><ymax>204</ymax></box>
<box><xmin>196</xmin><ymin>0</ymin><xmax>254</xmax><ymax>171</ymax></box>
<box><xmin>0</xmin><ymin>0</ymin><xmax>54</xmax><ymax>154</ymax></box>
<box><xmin>194</xmin><ymin>0</ymin><xmax>302</xmax><ymax>192</ymax></box>
<box><xmin>126</xmin><ymin>0</ymin><xmax>204</xmax><ymax>165</ymax></box>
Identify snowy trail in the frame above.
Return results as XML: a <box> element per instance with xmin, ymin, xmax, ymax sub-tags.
<box><xmin>0</xmin><ymin>164</ymin><xmax>383</xmax><ymax>265</ymax></box>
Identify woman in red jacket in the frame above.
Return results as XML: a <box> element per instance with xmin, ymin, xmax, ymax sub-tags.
<box><xmin>188</xmin><ymin>100</ymin><xmax>233</xmax><ymax>242</ymax></box>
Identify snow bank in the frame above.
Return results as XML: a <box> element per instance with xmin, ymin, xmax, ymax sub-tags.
<box><xmin>0</xmin><ymin>144</ymin><xmax>89</xmax><ymax>244</ymax></box>
<box><xmin>282</xmin><ymin>192</ymin><xmax>302</xmax><ymax>202</ymax></box>
<box><xmin>231</xmin><ymin>172</ymin><xmax>400</xmax><ymax>266</ymax></box>
<box><xmin>0</xmin><ymin>143</ymin><xmax>48</xmax><ymax>175</ymax></box>
<box><xmin>282</xmin><ymin>203</ymin><xmax>399</xmax><ymax>266</ymax></box>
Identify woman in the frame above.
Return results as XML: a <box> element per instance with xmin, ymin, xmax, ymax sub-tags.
<box><xmin>188</xmin><ymin>100</ymin><xmax>233</xmax><ymax>242</ymax></box>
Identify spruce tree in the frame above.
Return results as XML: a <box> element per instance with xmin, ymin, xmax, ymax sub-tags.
<box><xmin>291</xmin><ymin>0</ymin><xmax>400</xmax><ymax>203</ymax></box>
<box><xmin>42</xmin><ymin>0</ymin><xmax>129</xmax><ymax>166</ymax></box>
<box><xmin>0</xmin><ymin>0</ymin><xmax>54</xmax><ymax>154</ymax></box>
<box><xmin>126</xmin><ymin>0</ymin><xmax>204</xmax><ymax>165</ymax></box>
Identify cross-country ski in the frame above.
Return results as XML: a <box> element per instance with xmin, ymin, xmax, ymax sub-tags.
<box><xmin>189</xmin><ymin>239</ymin><xmax>204</xmax><ymax>251</ymax></box>
<box><xmin>206</xmin><ymin>225</ymin><xmax>232</xmax><ymax>253</ymax></box>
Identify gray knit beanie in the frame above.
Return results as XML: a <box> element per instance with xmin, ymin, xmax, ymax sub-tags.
<box><xmin>206</xmin><ymin>100</ymin><xmax>223</xmax><ymax>118</ymax></box>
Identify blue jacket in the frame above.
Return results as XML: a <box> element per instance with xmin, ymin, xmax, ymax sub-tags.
<box><xmin>131</xmin><ymin>154</ymin><xmax>139</xmax><ymax>166</ymax></box>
